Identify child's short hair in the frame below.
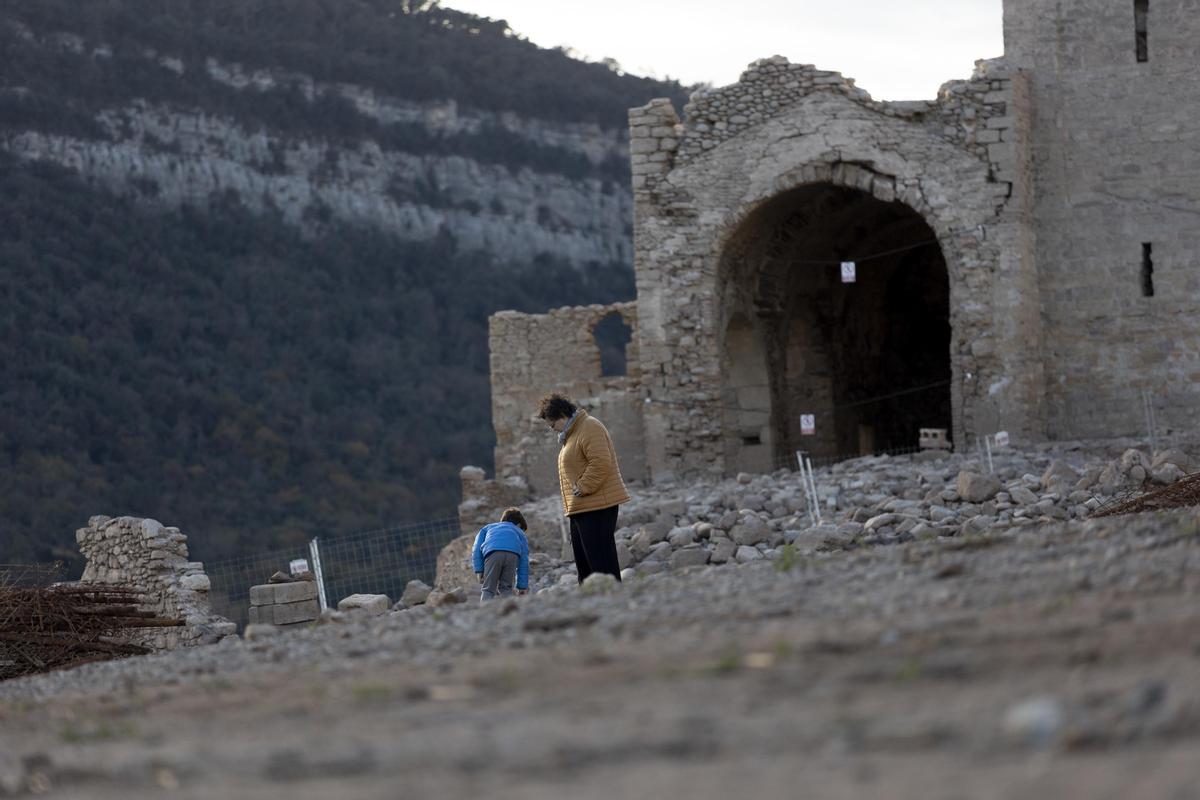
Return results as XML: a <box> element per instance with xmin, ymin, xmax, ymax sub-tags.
<box><xmin>500</xmin><ymin>507</ymin><xmax>527</xmax><ymax>531</ymax></box>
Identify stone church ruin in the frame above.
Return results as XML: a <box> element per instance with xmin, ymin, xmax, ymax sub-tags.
<box><xmin>464</xmin><ymin>0</ymin><xmax>1199</xmax><ymax>515</ymax></box>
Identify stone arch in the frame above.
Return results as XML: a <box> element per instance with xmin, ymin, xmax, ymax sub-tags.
<box><xmin>716</xmin><ymin>168</ymin><xmax>960</xmax><ymax>464</ymax></box>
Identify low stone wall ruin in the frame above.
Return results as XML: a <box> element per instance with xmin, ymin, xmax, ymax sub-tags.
<box><xmin>76</xmin><ymin>516</ymin><xmax>236</xmax><ymax>649</ymax></box>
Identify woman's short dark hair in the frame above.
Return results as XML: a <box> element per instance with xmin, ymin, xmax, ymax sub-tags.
<box><xmin>537</xmin><ymin>393</ymin><xmax>577</xmax><ymax>422</ymax></box>
<box><xmin>501</xmin><ymin>507</ymin><xmax>527</xmax><ymax>531</ymax></box>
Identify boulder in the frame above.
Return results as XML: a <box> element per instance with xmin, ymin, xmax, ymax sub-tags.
<box><xmin>709</xmin><ymin>539</ymin><xmax>737</xmax><ymax>564</ymax></box>
<box><xmin>1008</xmin><ymin>485</ymin><xmax>1039</xmax><ymax>506</ymax></box>
<box><xmin>400</xmin><ymin>579</ymin><xmax>432</xmax><ymax>607</ymax></box>
<box><xmin>734</xmin><ymin>546</ymin><xmax>763</xmax><ymax>563</ymax></box>
<box><xmin>1040</xmin><ymin>459</ymin><xmax>1080</xmax><ymax>490</ymax></box>
<box><xmin>616</xmin><ymin>542</ymin><xmax>634</xmax><ymax>570</ymax></box>
<box><xmin>427</xmin><ymin>587</ymin><xmax>468</xmax><ymax>607</ymax></box>
<box><xmin>667</xmin><ymin>527</ymin><xmax>696</xmax><ymax>548</ymax></box>
<box><xmin>730</xmin><ymin>515</ymin><xmax>770</xmax><ymax>546</ymax></box>
<box><xmin>957</xmin><ymin>471</ymin><xmax>1003</xmax><ymax>503</ymax></box>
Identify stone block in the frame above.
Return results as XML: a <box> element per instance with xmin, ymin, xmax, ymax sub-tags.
<box><xmin>336</xmin><ymin>593</ymin><xmax>390</xmax><ymax>616</ymax></box>
<box><xmin>272</xmin><ymin>598</ymin><xmax>320</xmax><ymax>625</ymax></box>
<box><xmin>273</xmin><ymin>580</ymin><xmax>318</xmax><ymax>604</ymax></box>
<box><xmin>249</xmin><ymin>584</ymin><xmax>276</xmax><ymax>607</ymax></box>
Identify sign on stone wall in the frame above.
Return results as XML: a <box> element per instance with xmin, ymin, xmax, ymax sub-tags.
<box><xmin>840</xmin><ymin>261</ymin><xmax>857</xmax><ymax>283</ymax></box>
<box><xmin>800</xmin><ymin>414</ymin><xmax>816</xmax><ymax>435</ymax></box>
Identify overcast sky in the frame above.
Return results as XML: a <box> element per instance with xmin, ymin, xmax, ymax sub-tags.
<box><xmin>440</xmin><ymin>0</ymin><xmax>1005</xmax><ymax>100</ymax></box>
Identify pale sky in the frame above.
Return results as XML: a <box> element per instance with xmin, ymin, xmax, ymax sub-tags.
<box><xmin>440</xmin><ymin>0</ymin><xmax>1005</xmax><ymax>101</ymax></box>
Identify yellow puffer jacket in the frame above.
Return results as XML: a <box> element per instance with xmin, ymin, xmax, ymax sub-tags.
<box><xmin>557</xmin><ymin>410</ymin><xmax>631</xmax><ymax>516</ymax></box>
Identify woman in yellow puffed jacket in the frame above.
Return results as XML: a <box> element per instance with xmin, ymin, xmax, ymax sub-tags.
<box><xmin>537</xmin><ymin>393</ymin><xmax>630</xmax><ymax>582</ymax></box>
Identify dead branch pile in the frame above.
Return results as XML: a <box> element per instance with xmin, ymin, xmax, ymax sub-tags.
<box><xmin>1091</xmin><ymin>472</ymin><xmax>1200</xmax><ymax>518</ymax></box>
<box><xmin>0</xmin><ymin>584</ymin><xmax>183</xmax><ymax>681</ymax></box>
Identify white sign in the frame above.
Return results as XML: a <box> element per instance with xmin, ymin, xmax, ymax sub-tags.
<box><xmin>800</xmin><ymin>414</ymin><xmax>816</xmax><ymax>435</ymax></box>
<box><xmin>289</xmin><ymin>558</ymin><xmax>310</xmax><ymax>576</ymax></box>
<box><xmin>993</xmin><ymin>431</ymin><xmax>1010</xmax><ymax>448</ymax></box>
<box><xmin>840</xmin><ymin>261</ymin><xmax>857</xmax><ymax>283</ymax></box>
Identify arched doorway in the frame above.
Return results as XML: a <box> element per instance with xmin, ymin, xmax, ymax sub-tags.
<box><xmin>718</xmin><ymin>181</ymin><xmax>953</xmax><ymax>466</ymax></box>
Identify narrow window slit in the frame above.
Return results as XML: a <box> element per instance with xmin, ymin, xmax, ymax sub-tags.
<box><xmin>742</xmin><ymin>435</ymin><xmax>762</xmax><ymax>446</ymax></box>
<box><xmin>1141</xmin><ymin>243</ymin><xmax>1154</xmax><ymax>297</ymax></box>
<box><xmin>1134</xmin><ymin>0</ymin><xmax>1149</xmax><ymax>62</ymax></box>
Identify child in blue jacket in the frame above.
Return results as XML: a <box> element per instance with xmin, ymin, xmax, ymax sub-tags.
<box><xmin>472</xmin><ymin>507</ymin><xmax>530</xmax><ymax>601</ymax></box>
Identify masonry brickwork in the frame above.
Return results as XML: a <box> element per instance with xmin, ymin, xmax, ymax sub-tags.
<box><xmin>464</xmin><ymin>0</ymin><xmax>1199</xmax><ymax>513</ymax></box>
<box><xmin>76</xmin><ymin>515</ymin><xmax>236</xmax><ymax>649</ymax></box>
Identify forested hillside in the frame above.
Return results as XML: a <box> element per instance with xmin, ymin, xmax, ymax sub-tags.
<box><xmin>0</xmin><ymin>0</ymin><xmax>687</xmax><ymax>568</ymax></box>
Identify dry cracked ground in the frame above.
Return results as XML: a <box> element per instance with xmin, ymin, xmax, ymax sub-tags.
<box><xmin>2</xmin><ymin>508</ymin><xmax>1200</xmax><ymax>799</ymax></box>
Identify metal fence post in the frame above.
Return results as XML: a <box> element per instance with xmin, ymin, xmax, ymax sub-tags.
<box><xmin>309</xmin><ymin>537</ymin><xmax>329</xmax><ymax>612</ymax></box>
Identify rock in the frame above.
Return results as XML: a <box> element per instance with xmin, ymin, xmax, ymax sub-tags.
<box><xmin>693</xmin><ymin>522</ymin><xmax>714</xmax><ymax>539</ymax></box>
<box><xmin>864</xmin><ymin>513</ymin><xmax>897</xmax><ymax>531</ymax></box>
<box><xmin>667</xmin><ymin>526</ymin><xmax>696</xmax><ymax>548</ymax></box>
<box><xmin>1151</xmin><ymin>464</ymin><xmax>1185</xmax><ymax>485</ymax></box>
<box><xmin>709</xmin><ymin>539</ymin><xmax>737</xmax><ymax>564</ymax></box>
<box><xmin>619</xmin><ymin>568</ymin><xmax>637</xmax><ymax>581</ymax></box>
<box><xmin>730</xmin><ymin>515</ymin><xmax>770</xmax><ymax>546</ymax></box>
<box><xmin>1041</xmin><ymin>459</ymin><xmax>1079</xmax><ymax>489</ymax></box>
<box><xmin>616</xmin><ymin>542</ymin><xmax>634</xmax><ymax>570</ymax></box>
<box><xmin>736</xmin><ymin>472</ymin><xmax>753</xmax><ymax>484</ymax></box>
<box><xmin>1008</xmin><ymin>485</ymin><xmax>1039</xmax><ymax>506</ymax></box>
<box><xmin>669</xmin><ymin>548</ymin><xmax>710</xmax><ymax>569</ymax></box>
<box><xmin>580</xmin><ymin>573</ymin><xmax>619</xmax><ymax>595</ymax></box>
<box><xmin>734</xmin><ymin>545</ymin><xmax>763</xmax><ymax>563</ymax></box>
<box><xmin>401</xmin><ymin>580</ymin><xmax>432</xmax><ymax>606</ymax></box>
<box><xmin>426</xmin><ymin>587</ymin><xmax>468</xmax><ymax>607</ymax></box>
<box><xmin>337</xmin><ymin>593</ymin><xmax>390</xmax><ymax>616</ymax></box>
<box><xmin>1128</xmin><ymin>465</ymin><xmax>1147</xmax><ymax>484</ymax></box>
<box><xmin>1152</xmin><ymin>449</ymin><xmax>1191</xmax><ymax>471</ymax></box>
<box><xmin>180</xmin><ymin>574</ymin><xmax>210</xmax><ymax>592</ymax></box>
<box><xmin>956</xmin><ymin>471</ymin><xmax>1002</xmax><ymax>503</ymax></box>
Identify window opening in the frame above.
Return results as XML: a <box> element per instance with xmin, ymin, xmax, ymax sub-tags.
<box><xmin>1134</xmin><ymin>0</ymin><xmax>1149</xmax><ymax>62</ymax></box>
<box><xmin>593</xmin><ymin>311</ymin><xmax>632</xmax><ymax>377</ymax></box>
<box><xmin>1141</xmin><ymin>243</ymin><xmax>1154</xmax><ymax>297</ymax></box>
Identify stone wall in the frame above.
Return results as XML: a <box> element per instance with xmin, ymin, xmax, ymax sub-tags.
<box><xmin>75</xmin><ymin>516</ymin><xmax>236</xmax><ymax>649</ymax></box>
<box><xmin>629</xmin><ymin>56</ymin><xmax>1031</xmax><ymax>482</ymax></box>
<box><xmin>488</xmin><ymin>301</ymin><xmax>645</xmax><ymax>497</ymax></box>
<box><xmin>1002</xmin><ymin>0</ymin><xmax>1200</xmax><ymax>439</ymax></box>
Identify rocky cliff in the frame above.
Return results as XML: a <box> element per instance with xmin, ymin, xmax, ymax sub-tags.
<box><xmin>1</xmin><ymin>24</ymin><xmax>637</xmax><ymax>267</ymax></box>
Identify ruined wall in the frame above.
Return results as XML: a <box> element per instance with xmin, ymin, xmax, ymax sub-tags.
<box><xmin>1003</xmin><ymin>0</ymin><xmax>1200</xmax><ymax>439</ymax></box>
<box><xmin>488</xmin><ymin>302</ymin><xmax>645</xmax><ymax>497</ymax></box>
<box><xmin>629</xmin><ymin>57</ymin><xmax>1036</xmax><ymax>482</ymax></box>
<box><xmin>458</xmin><ymin>301</ymin><xmax>645</xmax><ymax>554</ymax></box>
<box><xmin>76</xmin><ymin>515</ymin><xmax>236</xmax><ymax>649</ymax></box>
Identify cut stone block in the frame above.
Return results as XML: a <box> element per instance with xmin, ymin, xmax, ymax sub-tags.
<box><xmin>271</xmin><ymin>598</ymin><xmax>320</xmax><ymax>625</ymax></box>
<box><xmin>337</xmin><ymin>593</ymin><xmax>390</xmax><ymax>616</ymax></box>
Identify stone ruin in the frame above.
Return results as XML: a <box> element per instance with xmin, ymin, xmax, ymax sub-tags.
<box><xmin>460</xmin><ymin>0</ymin><xmax>1200</xmax><ymax>533</ymax></box>
<box><xmin>75</xmin><ymin>516</ymin><xmax>235</xmax><ymax>649</ymax></box>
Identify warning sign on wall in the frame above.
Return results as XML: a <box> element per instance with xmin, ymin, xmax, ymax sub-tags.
<box><xmin>800</xmin><ymin>414</ymin><xmax>816</xmax><ymax>435</ymax></box>
<box><xmin>840</xmin><ymin>261</ymin><xmax>857</xmax><ymax>283</ymax></box>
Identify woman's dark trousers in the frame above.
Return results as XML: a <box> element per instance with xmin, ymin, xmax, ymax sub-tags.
<box><xmin>569</xmin><ymin>505</ymin><xmax>622</xmax><ymax>583</ymax></box>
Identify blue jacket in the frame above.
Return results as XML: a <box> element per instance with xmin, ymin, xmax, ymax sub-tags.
<box><xmin>471</xmin><ymin>521</ymin><xmax>530</xmax><ymax>590</ymax></box>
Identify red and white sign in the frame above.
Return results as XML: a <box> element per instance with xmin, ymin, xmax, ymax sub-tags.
<box><xmin>800</xmin><ymin>414</ymin><xmax>816</xmax><ymax>435</ymax></box>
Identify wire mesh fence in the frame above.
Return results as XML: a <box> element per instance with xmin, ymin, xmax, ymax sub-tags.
<box><xmin>205</xmin><ymin>517</ymin><xmax>462</xmax><ymax>630</ymax></box>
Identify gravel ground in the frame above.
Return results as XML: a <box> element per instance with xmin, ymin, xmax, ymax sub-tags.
<box><xmin>2</xmin><ymin>496</ymin><xmax>1199</xmax><ymax>798</ymax></box>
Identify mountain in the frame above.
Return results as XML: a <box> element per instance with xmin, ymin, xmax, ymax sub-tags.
<box><xmin>0</xmin><ymin>0</ymin><xmax>689</xmax><ymax>568</ymax></box>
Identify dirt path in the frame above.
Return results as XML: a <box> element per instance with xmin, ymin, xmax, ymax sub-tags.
<box><xmin>2</xmin><ymin>511</ymin><xmax>1199</xmax><ymax>798</ymax></box>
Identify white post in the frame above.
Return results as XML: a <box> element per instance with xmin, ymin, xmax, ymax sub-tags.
<box><xmin>984</xmin><ymin>435</ymin><xmax>994</xmax><ymax>475</ymax></box>
<box><xmin>1142</xmin><ymin>389</ymin><xmax>1157</xmax><ymax>452</ymax></box>
<box><xmin>308</xmin><ymin>537</ymin><xmax>329</xmax><ymax>613</ymax></box>
<box><xmin>810</xmin><ymin>458</ymin><xmax>823</xmax><ymax>526</ymax></box>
